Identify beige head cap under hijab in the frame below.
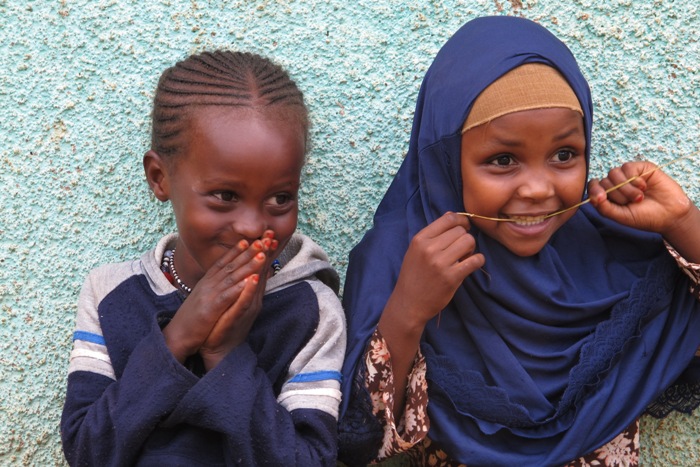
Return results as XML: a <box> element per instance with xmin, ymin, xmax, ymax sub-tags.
<box><xmin>462</xmin><ymin>63</ymin><xmax>583</xmax><ymax>133</ymax></box>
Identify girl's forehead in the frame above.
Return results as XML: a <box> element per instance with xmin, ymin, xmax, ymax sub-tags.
<box><xmin>460</xmin><ymin>108</ymin><xmax>586</xmax><ymax>160</ymax></box>
<box><xmin>186</xmin><ymin>106</ymin><xmax>305</xmax><ymax>137</ymax></box>
<box><xmin>180</xmin><ymin>107</ymin><xmax>305</xmax><ymax>158</ymax></box>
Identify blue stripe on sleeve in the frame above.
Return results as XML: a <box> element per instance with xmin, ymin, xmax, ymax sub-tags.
<box><xmin>288</xmin><ymin>370</ymin><xmax>342</xmax><ymax>383</ymax></box>
<box><xmin>73</xmin><ymin>330</ymin><xmax>106</xmax><ymax>345</ymax></box>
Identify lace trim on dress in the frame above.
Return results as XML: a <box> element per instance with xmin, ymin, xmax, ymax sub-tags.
<box><xmin>646</xmin><ymin>381</ymin><xmax>700</xmax><ymax>418</ymax></box>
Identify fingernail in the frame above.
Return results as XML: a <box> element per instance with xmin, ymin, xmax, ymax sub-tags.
<box><xmin>238</xmin><ymin>240</ymin><xmax>249</xmax><ymax>250</ymax></box>
<box><xmin>250</xmin><ymin>274</ymin><xmax>259</xmax><ymax>284</ymax></box>
<box><xmin>270</xmin><ymin>239</ymin><xmax>279</xmax><ymax>250</ymax></box>
<box><xmin>263</xmin><ymin>230</ymin><xmax>275</xmax><ymax>239</ymax></box>
<box><xmin>635</xmin><ymin>193</ymin><xmax>644</xmax><ymax>203</ymax></box>
<box><xmin>252</xmin><ymin>240</ymin><xmax>263</xmax><ymax>251</ymax></box>
<box><xmin>255</xmin><ymin>252</ymin><xmax>265</xmax><ymax>261</ymax></box>
<box><xmin>261</xmin><ymin>238</ymin><xmax>272</xmax><ymax>249</ymax></box>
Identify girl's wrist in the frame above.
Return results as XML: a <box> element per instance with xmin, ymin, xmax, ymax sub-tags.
<box><xmin>200</xmin><ymin>352</ymin><xmax>224</xmax><ymax>372</ymax></box>
<box><xmin>662</xmin><ymin>203</ymin><xmax>700</xmax><ymax>263</ymax></box>
<box><xmin>163</xmin><ymin>325</ymin><xmax>197</xmax><ymax>364</ymax></box>
<box><xmin>380</xmin><ymin>291</ymin><xmax>432</xmax><ymax>339</ymax></box>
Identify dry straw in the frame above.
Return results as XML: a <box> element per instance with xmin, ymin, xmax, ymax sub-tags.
<box><xmin>458</xmin><ymin>152</ymin><xmax>698</xmax><ymax>222</ymax></box>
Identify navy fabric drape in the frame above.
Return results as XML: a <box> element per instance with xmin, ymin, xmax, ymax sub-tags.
<box><xmin>340</xmin><ymin>16</ymin><xmax>700</xmax><ymax>466</ymax></box>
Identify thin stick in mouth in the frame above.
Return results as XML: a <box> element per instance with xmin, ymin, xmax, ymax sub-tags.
<box><xmin>458</xmin><ymin>152</ymin><xmax>697</xmax><ymax>222</ymax></box>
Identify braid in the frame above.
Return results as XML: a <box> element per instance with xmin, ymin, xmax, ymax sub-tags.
<box><xmin>151</xmin><ymin>51</ymin><xmax>308</xmax><ymax>157</ymax></box>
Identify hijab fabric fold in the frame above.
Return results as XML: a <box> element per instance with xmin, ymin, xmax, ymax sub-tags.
<box><xmin>341</xmin><ymin>16</ymin><xmax>700</xmax><ymax>466</ymax></box>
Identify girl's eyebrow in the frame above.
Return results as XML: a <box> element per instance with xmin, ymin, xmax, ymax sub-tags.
<box><xmin>200</xmin><ymin>177</ymin><xmax>243</xmax><ymax>187</ymax></box>
<box><xmin>552</xmin><ymin>125</ymin><xmax>583</xmax><ymax>141</ymax></box>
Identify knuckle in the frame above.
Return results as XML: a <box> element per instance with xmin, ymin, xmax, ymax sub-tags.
<box><xmin>222</xmin><ymin>274</ymin><xmax>238</xmax><ymax>287</ymax></box>
<box><xmin>213</xmin><ymin>292</ymin><xmax>230</xmax><ymax>307</ymax></box>
<box><xmin>427</xmin><ymin>255</ymin><xmax>443</xmax><ymax>270</ymax></box>
<box><xmin>411</xmin><ymin>231</ymin><xmax>427</xmax><ymax>245</ymax></box>
<box><xmin>213</xmin><ymin>257</ymin><xmax>229</xmax><ymax>270</ymax></box>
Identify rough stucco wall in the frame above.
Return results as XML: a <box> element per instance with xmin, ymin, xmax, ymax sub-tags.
<box><xmin>0</xmin><ymin>0</ymin><xmax>697</xmax><ymax>464</ymax></box>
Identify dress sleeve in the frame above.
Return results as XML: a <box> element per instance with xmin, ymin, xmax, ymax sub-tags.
<box><xmin>665</xmin><ymin>240</ymin><xmax>700</xmax><ymax>300</ymax></box>
<box><xmin>364</xmin><ymin>328</ymin><xmax>430</xmax><ymax>461</ymax></box>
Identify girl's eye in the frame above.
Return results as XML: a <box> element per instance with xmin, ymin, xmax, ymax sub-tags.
<box><xmin>552</xmin><ymin>150</ymin><xmax>575</xmax><ymax>163</ymax></box>
<box><xmin>268</xmin><ymin>193</ymin><xmax>294</xmax><ymax>206</ymax></box>
<box><xmin>488</xmin><ymin>155</ymin><xmax>515</xmax><ymax>166</ymax></box>
<box><xmin>212</xmin><ymin>191</ymin><xmax>237</xmax><ymax>202</ymax></box>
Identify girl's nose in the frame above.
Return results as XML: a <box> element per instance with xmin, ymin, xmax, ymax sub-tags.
<box><xmin>232</xmin><ymin>207</ymin><xmax>266</xmax><ymax>240</ymax></box>
<box><xmin>516</xmin><ymin>169</ymin><xmax>556</xmax><ymax>201</ymax></box>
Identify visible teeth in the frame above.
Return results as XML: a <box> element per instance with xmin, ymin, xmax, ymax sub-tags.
<box><xmin>509</xmin><ymin>215</ymin><xmax>546</xmax><ymax>226</ymax></box>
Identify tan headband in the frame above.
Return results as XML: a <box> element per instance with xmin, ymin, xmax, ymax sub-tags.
<box><xmin>462</xmin><ymin>63</ymin><xmax>583</xmax><ymax>133</ymax></box>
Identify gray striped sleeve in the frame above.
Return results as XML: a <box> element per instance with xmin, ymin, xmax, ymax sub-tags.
<box><xmin>277</xmin><ymin>278</ymin><xmax>347</xmax><ymax>419</ymax></box>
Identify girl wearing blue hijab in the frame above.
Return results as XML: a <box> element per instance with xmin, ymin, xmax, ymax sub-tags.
<box><xmin>338</xmin><ymin>16</ymin><xmax>700</xmax><ymax>466</ymax></box>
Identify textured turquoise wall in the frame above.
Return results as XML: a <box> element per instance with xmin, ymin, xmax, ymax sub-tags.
<box><xmin>1</xmin><ymin>0</ymin><xmax>698</xmax><ymax>464</ymax></box>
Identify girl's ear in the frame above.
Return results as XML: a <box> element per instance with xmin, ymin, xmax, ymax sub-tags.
<box><xmin>143</xmin><ymin>150</ymin><xmax>170</xmax><ymax>202</ymax></box>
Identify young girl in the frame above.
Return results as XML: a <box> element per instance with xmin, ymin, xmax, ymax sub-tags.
<box><xmin>338</xmin><ymin>16</ymin><xmax>700</xmax><ymax>466</ymax></box>
<box><xmin>61</xmin><ymin>51</ymin><xmax>346</xmax><ymax>466</ymax></box>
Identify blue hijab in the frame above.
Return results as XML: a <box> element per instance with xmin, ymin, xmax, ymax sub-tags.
<box><xmin>341</xmin><ymin>16</ymin><xmax>700</xmax><ymax>466</ymax></box>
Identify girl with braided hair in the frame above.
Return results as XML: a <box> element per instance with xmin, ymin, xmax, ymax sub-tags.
<box><xmin>61</xmin><ymin>50</ymin><xmax>345</xmax><ymax>466</ymax></box>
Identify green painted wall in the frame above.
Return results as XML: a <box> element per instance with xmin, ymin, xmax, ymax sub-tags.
<box><xmin>1</xmin><ymin>0</ymin><xmax>698</xmax><ymax>464</ymax></box>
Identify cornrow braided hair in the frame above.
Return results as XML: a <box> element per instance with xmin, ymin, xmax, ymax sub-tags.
<box><xmin>151</xmin><ymin>50</ymin><xmax>309</xmax><ymax>157</ymax></box>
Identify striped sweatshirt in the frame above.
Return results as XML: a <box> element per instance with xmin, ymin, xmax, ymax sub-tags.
<box><xmin>61</xmin><ymin>233</ymin><xmax>346</xmax><ymax>466</ymax></box>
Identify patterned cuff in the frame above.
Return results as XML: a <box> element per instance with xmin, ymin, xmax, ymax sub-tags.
<box><xmin>364</xmin><ymin>328</ymin><xmax>429</xmax><ymax>460</ymax></box>
<box><xmin>665</xmin><ymin>241</ymin><xmax>700</xmax><ymax>300</ymax></box>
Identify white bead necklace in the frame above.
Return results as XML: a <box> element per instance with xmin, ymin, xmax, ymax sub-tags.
<box><xmin>167</xmin><ymin>249</ymin><xmax>192</xmax><ymax>295</ymax></box>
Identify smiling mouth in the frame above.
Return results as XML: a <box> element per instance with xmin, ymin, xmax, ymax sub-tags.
<box><xmin>505</xmin><ymin>215</ymin><xmax>549</xmax><ymax>226</ymax></box>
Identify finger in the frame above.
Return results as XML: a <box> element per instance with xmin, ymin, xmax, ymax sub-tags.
<box><xmin>422</xmin><ymin>212</ymin><xmax>471</xmax><ymax>239</ymax></box>
<box><xmin>211</xmin><ymin>240</ymin><xmax>268</xmax><ymax>284</ymax></box>
<box><xmin>604</xmin><ymin>183</ymin><xmax>645</xmax><ymax>205</ymax></box>
<box><xmin>434</xmin><ymin>224</ymin><xmax>474</xmax><ymax>252</ymax></box>
<box><xmin>207</xmin><ymin>274</ymin><xmax>260</xmax><ymax>343</ymax></box>
<box><xmin>257</xmin><ymin>239</ymin><xmax>281</xmax><ymax>293</ymax></box>
<box><xmin>256</xmin><ymin>230</ymin><xmax>279</xmax><ymax>276</ymax></box>
<box><xmin>206</xmin><ymin>239</ymin><xmax>253</xmax><ymax>277</ymax></box>
<box><xmin>206</xmin><ymin>278</ymin><xmax>249</xmax><ymax>314</ymax></box>
<box><xmin>260</xmin><ymin>229</ymin><xmax>277</xmax><ymax>252</ymax></box>
<box><xmin>226</xmin><ymin>273</ymin><xmax>260</xmax><ymax>320</ymax></box>
<box><xmin>209</xmin><ymin>249</ymin><xmax>267</xmax><ymax>298</ymax></box>
<box><xmin>602</xmin><ymin>172</ymin><xmax>646</xmax><ymax>206</ymax></box>
<box><xmin>587</xmin><ymin>178</ymin><xmax>606</xmax><ymax>206</ymax></box>
<box><xmin>443</xmin><ymin>231</ymin><xmax>478</xmax><ymax>264</ymax></box>
<box><xmin>456</xmin><ymin>252</ymin><xmax>486</xmax><ymax>277</ymax></box>
<box><xmin>262</xmin><ymin>229</ymin><xmax>275</xmax><ymax>243</ymax></box>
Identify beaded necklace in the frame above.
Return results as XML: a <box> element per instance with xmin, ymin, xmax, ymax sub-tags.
<box><xmin>161</xmin><ymin>249</ymin><xmax>192</xmax><ymax>296</ymax></box>
<box><xmin>161</xmin><ymin>249</ymin><xmax>282</xmax><ymax>298</ymax></box>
